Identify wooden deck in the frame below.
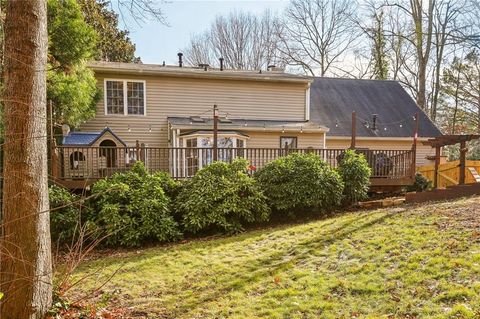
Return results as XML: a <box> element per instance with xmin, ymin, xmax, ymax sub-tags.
<box><xmin>52</xmin><ymin>146</ymin><xmax>415</xmax><ymax>190</ymax></box>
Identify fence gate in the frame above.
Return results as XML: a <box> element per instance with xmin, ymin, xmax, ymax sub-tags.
<box><xmin>418</xmin><ymin>160</ymin><xmax>480</xmax><ymax>188</ymax></box>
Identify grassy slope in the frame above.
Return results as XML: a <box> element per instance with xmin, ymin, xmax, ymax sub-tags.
<box><xmin>69</xmin><ymin>197</ymin><xmax>480</xmax><ymax>319</ymax></box>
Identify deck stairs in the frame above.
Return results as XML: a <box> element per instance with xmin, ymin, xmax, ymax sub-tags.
<box><xmin>406</xmin><ymin>182</ymin><xmax>480</xmax><ymax>203</ymax></box>
<box><xmin>468</xmin><ymin>167</ymin><xmax>480</xmax><ymax>182</ymax></box>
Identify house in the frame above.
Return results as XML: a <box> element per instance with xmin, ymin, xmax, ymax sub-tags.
<box><xmin>55</xmin><ymin>57</ymin><xmax>441</xmax><ymax>186</ymax></box>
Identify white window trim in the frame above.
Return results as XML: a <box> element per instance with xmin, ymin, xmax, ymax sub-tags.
<box><xmin>104</xmin><ymin>79</ymin><xmax>147</xmax><ymax>116</ymax></box>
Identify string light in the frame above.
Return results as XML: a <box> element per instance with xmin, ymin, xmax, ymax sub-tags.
<box><xmin>149</xmin><ymin>125</ymin><xmax>152</xmax><ymax>132</ymax></box>
<box><xmin>128</xmin><ymin>125</ymin><xmax>131</xmax><ymax>132</ymax></box>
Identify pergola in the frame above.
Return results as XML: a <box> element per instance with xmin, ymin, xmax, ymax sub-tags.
<box><xmin>423</xmin><ymin>135</ymin><xmax>480</xmax><ymax>188</ymax></box>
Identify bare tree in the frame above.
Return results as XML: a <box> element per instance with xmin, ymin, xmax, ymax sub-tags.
<box><xmin>279</xmin><ymin>0</ymin><xmax>359</xmax><ymax>76</ymax></box>
<box><xmin>381</xmin><ymin>0</ymin><xmax>469</xmax><ymax>118</ymax></box>
<box><xmin>114</xmin><ymin>0</ymin><xmax>168</xmax><ymax>26</ymax></box>
<box><xmin>430</xmin><ymin>0</ymin><xmax>468</xmax><ymax>120</ymax></box>
<box><xmin>442</xmin><ymin>50</ymin><xmax>480</xmax><ymax>133</ymax></box>
<box><xmin>183</xmin><ymin>10</ymin><xmax>283</xmax><ymax>70</ymax></box>
<box><xmin>353</xmin><ymin>1</ymin><xmax>390</xmax><ymax>79</ymax></box>
<box><xmin>1</xmin><ymin>0</ymin><xmax>52</xmax><ymax>318</ymax></box>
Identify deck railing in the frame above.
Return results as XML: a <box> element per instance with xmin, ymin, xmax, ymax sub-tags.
<box><xmin>53</xmin><ymin>146</ymin><xmax>414</xmax><ymax>182</ymax></box>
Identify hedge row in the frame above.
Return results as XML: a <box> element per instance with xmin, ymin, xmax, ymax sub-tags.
<box><xmin>50</xmin><ymin>150</ymin><xmax>371</xmax><ymax>247</ymax></box>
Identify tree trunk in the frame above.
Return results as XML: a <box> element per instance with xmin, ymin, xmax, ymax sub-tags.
<box><xmin>0</xmin><ymin>0</ymin><xmax>52</xmax><ymax>318</ymax></box>
<box><xmin>416</xmin><ymin>59</ymin><xmax>427</xmax><ymax>109</ymax></box>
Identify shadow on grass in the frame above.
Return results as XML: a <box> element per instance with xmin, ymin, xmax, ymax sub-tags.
<box><xmin>131</xmin><ymin>209</ymin><xmax>400</xmax><ymax>317</ymax></box>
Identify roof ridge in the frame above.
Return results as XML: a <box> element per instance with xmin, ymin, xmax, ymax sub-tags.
<box><xmin>313</xmin><ymin>76</ymin><xmax>398</xmax><ymax>83</ymax></box>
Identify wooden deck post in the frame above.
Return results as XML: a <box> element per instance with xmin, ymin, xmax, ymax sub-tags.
<box><xmin>434</xmin><ymin>146</ymin><xmax>440</xmax><ymax>189</ymax></box>
<box><xmin>213</xmin><ymin>104</ymin><xmax>218</xmax><ymax>161</ymax></box>
<box><xmin>411</xmin><ymin>113</ymin><xmax>419</xmax><ymax>178</ymax></box>
<box><xmin>459</xmin><ymin>140</ymin><xmax>467</xmax><ymax>185</ymax></box>
<box><xmin>350</xmin><ymin>111</ymin><xmax>356</xmax><ymax>149</ymax></box>
<box><xmin>136</xmin><ymin>140</ymin><xmax>140</xmax><ymax>161</ymax></box>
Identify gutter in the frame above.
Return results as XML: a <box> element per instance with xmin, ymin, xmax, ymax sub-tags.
<box><xmin>88</xmin><ymin>63</ymin><xmax>313</xmax><ymax>84</ymax></box>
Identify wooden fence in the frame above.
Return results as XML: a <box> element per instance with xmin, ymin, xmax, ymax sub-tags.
<box><xmin>418</xmin><ymin>160</ymin><xmax>480</xmax><ymax>188</ymax></box>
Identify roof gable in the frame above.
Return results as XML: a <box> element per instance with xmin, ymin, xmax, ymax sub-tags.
<box><xmin>62</xmin><ymin>127</ymin><xmax>127</xmax><ymax>146</ymax></box>
<box><xmin>310</xmin><ymin>77</ymin><xmax>442</xmax><ymax>138</ymax></box>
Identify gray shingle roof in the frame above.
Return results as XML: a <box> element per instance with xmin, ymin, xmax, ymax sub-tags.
<box><xmin>62</xmin><ymin>127</ymin><xmax>126</xmax><ymax>146</ymax></box>
<box><xmin>310</xmin><ymin>77</ymin><xmax>442</xmax><ymax>138</ymax></box>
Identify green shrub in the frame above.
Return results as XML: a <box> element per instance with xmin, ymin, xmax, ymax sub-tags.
<box><xmin>255</xmin><ymin>153</ymin><xmax>344</xmax><ymax>214</ymax></box>
<box><xmin>407</xmin><ymin>172</ymin><xmax>432</xmax><ymax>192</ymax></box>
<box><xmin>153</xmin><ymin>171</ymin><xmax>182</xmax><ymax>200</ymax></box>
<box><xmin>176</xmin><ymin>158</ymin><xmax>270</xmax><ymax>234</ymax></box>
<box><xmin>90</xmin><ymin>162</ymin><xmax>181</xmax><ymax>247</ymax></box>
<box><xmin>337</xmin><ymin>150</ymin><xmax>371</xmax><ymax>204</ymax></box>
<box><xmin>49</xmin><ymin>185</ymin><xmax>82</xmax><ymax>244</ymax></box>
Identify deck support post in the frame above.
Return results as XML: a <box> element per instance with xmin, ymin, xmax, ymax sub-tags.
<box><xmin>434</xmin><ymin>146</ymin><xmax>441</xmax><ymax>189</ymax></box>
<box><xmin>350</xmin><ymin>111</ymin><xmax>356</xmax><ymax>149</ymax></box>
<box><xmin>459</xmin><ymin>140</ymin><xmax>467</xmax><ymax>185</ymax></box>
<box><xmin>213</xmin><ymin>104</ymin><xmax>218</xmax><ymax>162</ymax></box>
<box><xmin>136</xmin><ymin>140</ymin><xmax>140</xmax><ymax>161</ymax></box>
<box><xmin>411</xmin><ymin>113</ymin><xmax>419</xmax><ymax>178</ymax></box>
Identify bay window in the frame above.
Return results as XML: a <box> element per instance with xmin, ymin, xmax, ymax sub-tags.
<box><xmin>180</xmin><ymin>132</ymin><xmax>248</xmax><ymax>176</ymax></box>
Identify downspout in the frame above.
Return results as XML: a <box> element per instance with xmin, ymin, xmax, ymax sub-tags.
<box><xmin>305</xmin><ymin>84</ymin><xmax>311</xmax><ymax>121</ymax></box>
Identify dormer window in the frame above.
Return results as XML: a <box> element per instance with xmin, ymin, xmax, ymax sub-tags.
<box><xmin>105</xmin><ymin>79</ymin><xmax>146</xmax><ymax>116</ymax></box>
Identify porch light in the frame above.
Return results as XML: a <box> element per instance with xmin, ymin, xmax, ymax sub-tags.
<box><xmin>128</xmin><ymin>125</ymin><xmax>131</xmax><ymax>132</ymax></box>
<box><xmin>282</xmin><ymin>126</ymin><xmax>285</xmax><ymax>133</ymax></box>
<box><xmin>300</xmin><ymin>126</ymin><xmax>303</xmax><ymax>133</ymax></box>
<box><xmin>149</xmin><ymin>125</ymin><xmax>152</xmax><ymax>132</ymax></box>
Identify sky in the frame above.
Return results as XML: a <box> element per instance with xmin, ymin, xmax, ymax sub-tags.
<box><xmin>116</xmin><ymin>0</ymin><xmax>289</xmax><ymax>64</ymax></box>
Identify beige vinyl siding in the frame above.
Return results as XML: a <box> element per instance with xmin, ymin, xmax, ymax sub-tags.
<box><xmin>246</xmin><ymin>132</ymin><xmax>325</xmax><ymax>148</ymax></box>
<box><xmin>80</xmin><ymin>74</ymin><xmax>308</xmax><ymax>148</ymax></box>
<box><xmin>326</xmin><ymin>137</ymin><xmax>435</xmax><ymax>166</ymax></box>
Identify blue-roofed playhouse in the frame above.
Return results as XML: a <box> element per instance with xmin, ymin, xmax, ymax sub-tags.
<box><xmin>61</xmin><ymin>127</ymin><xmax>129</xmax><ymax>179</ymax></box>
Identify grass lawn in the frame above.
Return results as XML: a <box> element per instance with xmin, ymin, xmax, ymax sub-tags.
<box><xmin>66</xmin><ymin>196</ymin><xmax>480</xmax><ymax>318</ymax></box>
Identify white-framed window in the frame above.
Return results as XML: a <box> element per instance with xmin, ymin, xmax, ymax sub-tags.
<box><xmin>104</xmin><ymin>79</ymin><xmax>146</xmax><ymax>116</ymax></box>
